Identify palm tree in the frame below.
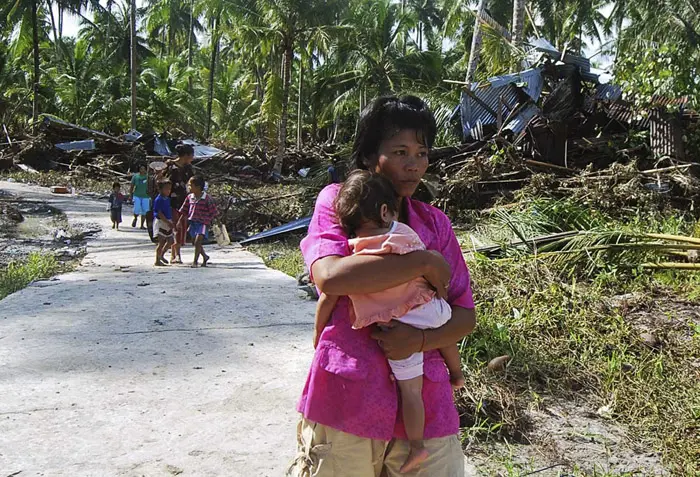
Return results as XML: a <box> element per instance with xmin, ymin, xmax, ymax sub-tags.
<box><xmin>531</xmin><ymin>0</ymin><xmax>606</xmax><ymax>52</ymax></box>
<box><xmin>3</xmin><ymin>0</ymin><xmax>49</xmax><ymax>129</ymax></box>
<box><xmin>251</xmin><ymin>0</ymin><xmax>343</xmax><ymax>174</ymax></box>
<box><xmin>130</xmin><ymin>0</ymin><xmax>137</xmax><ymax>131</ymax></box>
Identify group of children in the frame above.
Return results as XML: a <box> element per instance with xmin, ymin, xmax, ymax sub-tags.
<box><xmin>110</xmin><ymin>152</ymin><xmax>457</xmax><ymax>472</ymax></box>
<box><xmin>108</xmin><ymin>169</ymin><xmax>218</xmax><ymax>268</ymax></box>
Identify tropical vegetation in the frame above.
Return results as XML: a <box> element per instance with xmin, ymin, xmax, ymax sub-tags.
<box><xmin>3</xmin><ymin>1</ymin><xmax>699</xmax><ymax>162</ymax></box>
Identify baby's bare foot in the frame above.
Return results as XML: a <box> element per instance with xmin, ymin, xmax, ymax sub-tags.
<box><xmin>400</xmin><ymin>447</ymin><xmax>429</xmax><ymax>473</ymax></box>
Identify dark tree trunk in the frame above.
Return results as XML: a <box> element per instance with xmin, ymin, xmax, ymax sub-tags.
<box><xmin>31</xmin><ymin>0</ymin><xmax>40</xmax><ymax>131</ymax></box>
<box><xmin>205</xmin><ymin>16</ymin><xmax>220</xmax><ymax>140</ymax></box>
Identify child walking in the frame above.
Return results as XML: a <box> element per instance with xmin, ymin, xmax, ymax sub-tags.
<box><xmin>152</xmin><ymin>181</ymin><xmax>174</xmax><ymax>266</ymax></box>
<box><xmin>108</xmin><ymin>182</ymin><xmax>126</xmax><ymax>230</ymax></box>
<box><xmin>314</xmin><ymin>170</ymin><xmax>465</xmax><ymax>474</ymax></box>
<box><xmin>178</xmin><ymin>176</ymin><xmax>217</xmax><ymax>267</ymax></box>
<box><xmin>130</xmin><ymin>164</ymin><xmax>150</xmax><ymax>229</ymax></box>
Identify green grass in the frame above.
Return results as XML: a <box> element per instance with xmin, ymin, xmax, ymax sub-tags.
<box><xmin>460</xmin><ymin>256</ymin><xmax>699</xmax><ymax>473</ymax></box>
<box><xmin>246</xmin><ymin>235</ymin><xmax>306</xmax><ymax>278</ymax></box>
<box><xmin>0</xmin><ymin>252</ymin><xmax>63</xmax><ymax>300</ymax></box>
<box><xmin>242</xmin><ymin>199</ymin><xmax>700</xmax><ymax>475</ymax></box>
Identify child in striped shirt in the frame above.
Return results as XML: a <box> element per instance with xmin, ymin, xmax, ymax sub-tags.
<box><xmin>178</xmin><ymin>176</ymin><xmax>218</xmax><ymax>267</ymax></box>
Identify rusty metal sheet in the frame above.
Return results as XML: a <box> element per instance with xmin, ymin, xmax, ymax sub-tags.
<box><xmin>649</xmin><ymin>109</ymin><xmax>685</xmax><ymax>159</ymax></box>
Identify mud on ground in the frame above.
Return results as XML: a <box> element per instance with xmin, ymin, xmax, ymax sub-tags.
<box><xmin>0</xmin><ymin>190</ymin><xmax>99</xmax><ymax>267</ymax></box>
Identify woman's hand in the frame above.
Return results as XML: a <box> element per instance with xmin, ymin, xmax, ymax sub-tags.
<box><xmin>370</xmin><ymin>321</ymin><xmax>423</xmax><ymax>360</ymax></box>
<box><xmin>422</xmin><ymin>250</ymin><xmax>452</xmax><ymax>300</ymax></box>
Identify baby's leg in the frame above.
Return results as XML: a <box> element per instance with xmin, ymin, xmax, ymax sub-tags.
<box><xmin>396</xmin><ymin>377</ymin><xmax>429</xmax><ymax>473</ymax></box>
<box><xmin>388</xmin><ymin>353</ymin><xmax>430</xmax><ymax>473</ymax></box>
<box><xmin>440</xmin><ymin>344</ymin><xmax>465</xmax><ymax>389</ymax></box>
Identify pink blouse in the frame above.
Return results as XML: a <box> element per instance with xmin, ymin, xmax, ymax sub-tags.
<box><xmin>349</xmin><ymin>221</ymin><xmax>437</xmax><ymax>329</ymax></box>
<box><xmin>299</xmin><ymin>183</ymin><xmax>475</xmax><ymax>441</ymax></box>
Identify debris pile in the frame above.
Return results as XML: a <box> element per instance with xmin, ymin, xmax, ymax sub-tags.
<box><xmin>1</xmin><ymin>116</ymin><xmax>344</xmax><ymax>189</ymax></box>
<box><xmin>431</xmin><ymin>38</ymin><xmax>700</xmax><ymax>218</ymax></box>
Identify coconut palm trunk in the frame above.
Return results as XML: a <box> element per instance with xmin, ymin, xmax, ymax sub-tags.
<box><xmin>188</xmin><ymin>0</ymin><xmax>195</xmax><ymax>93</ymax></box>
<box><xmin>31</xmin><ymin>0</ymin><xmax>40</xmax><ymax>131</ymax></box>
<box><xmin>465</xmin><ymin>0</ymin><xmax>486</xmax><ymax>83</ymax></box>
<box><xmin>130</xmin><ymin>0</ymin><xmax>137</xmax><ymax>131</ymax></box>
<box><xmin>512</xmin><ymin>0</ymin><xmax>526</xmax><ymax>47</ymax></box>
<box><xmin>273</xmin><ymin>39</ymin><xmax>293</xmax><ymax>175</ymax></box>
<box><xmin>296</xmin><ymin>58</ymin><xmax>303</xmax><ymax>148</ymax></box>
<box><xmin>205</xmin><ymin>14</ymin><xmax>220</xmax><ymax>140</ymax></box>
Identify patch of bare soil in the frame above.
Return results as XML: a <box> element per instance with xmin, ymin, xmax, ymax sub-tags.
<box><xmin>610</xmin><ymin>291</ymin><xmax>700</xmax><ymax>349</ymax></box>
<box><xmin>0</xmin><ymin>190</ymin><xmax>99</xmax><ymax>266</ymax></box>
<box><xmin>468</xmin><ymin>401</ymin><xmax>667</xmax><ymax>476</ymax></box>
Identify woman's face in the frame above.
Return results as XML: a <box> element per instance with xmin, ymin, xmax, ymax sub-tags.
<box><xmin>183</xmin><ymin>153</ymin><xmax>194</xmax><ymax>164</ymax></box>
<box><xmin>371</xmin><ymin>129</ymin><xmax>429</xmax><ymax>198</ymax></box>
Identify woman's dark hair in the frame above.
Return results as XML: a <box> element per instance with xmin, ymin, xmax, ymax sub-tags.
<box><xmin>190</xmin><ymin>175</ymin><xmax>205</xmax><ymax>190</ymax></box>
<box><xmin>175</xmin><ymin>143</ymin><xmax>195</xmax><ymax>157</ymax></box>
<box><xmin>112</xmin><ymin>181</ymin><xmax>120</xmax><ymax>189</ymax></box>
<box><xmin>334</xmin><ymin>170</ymin><xmax>399</xmax><ymax>233</ymax></box>
<box><xmin>351</xmin><ymin>95</ymin><xmax>437</xmax><ymax>170</ymax></box>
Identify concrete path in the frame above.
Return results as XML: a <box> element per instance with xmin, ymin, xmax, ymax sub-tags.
<box><xmin>0</xmin><ymin>181</ymin><xmax>316</xmax><ymax>476</ymax></box>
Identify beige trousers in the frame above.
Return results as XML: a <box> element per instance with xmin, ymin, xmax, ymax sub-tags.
<box><xmin>287</xmin><ymin>417</ymin><xmax>466</xmax><ymax>477</ymax></box>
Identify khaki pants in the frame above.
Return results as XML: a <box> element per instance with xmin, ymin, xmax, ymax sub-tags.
<box><xmin>287</xmin><ymin>417</ymin><xmax>466</xmax><ymax>477</ymax></box>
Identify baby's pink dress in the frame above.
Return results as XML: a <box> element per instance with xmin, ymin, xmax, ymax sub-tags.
<box><xmin>349</xmin><ymin>221</ymin><xmax>452</xmax><ymax>380</ymax></box>
<box><xmin>349</xmin><ymin>221</ymin><xmax>444</xmax><ymax>328</ymax></box>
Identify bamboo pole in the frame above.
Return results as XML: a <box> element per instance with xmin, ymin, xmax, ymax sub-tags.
<box><xmin>644</xmin><ymin>233</ymin><xmax>700</xmax><ymax>245</ymax></box>
<box><xmin>641</xmin><ymin>263</ymin><xmax>700</xmax><ymax>270</ymax></box>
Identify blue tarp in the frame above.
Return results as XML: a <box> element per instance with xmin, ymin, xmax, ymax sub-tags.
<box><xmin>154</xmin><ymin>137</ymin><xmax>172</xmax><ymax>156</ymax></box>
<box><xmin>239</xmin><ymin>216</ymin><xmax>312</xmax><ymax>245</ymax></box>
<box><xmin>55</xmin><ymin>139</ymin><xmax>96</xmax><ymax>151</ymax></box>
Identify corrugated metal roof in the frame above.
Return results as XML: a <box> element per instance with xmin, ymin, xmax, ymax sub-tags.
<box><xmin>461</xmin><ymin>68</ymin><xmax>544</xmax><ymax>139</ymax></box>
<box><xmin>595</xmin><ymin>84</ymin><xmax>623</xmax><ymax>101</ymax></box>
<box><xmin>504</xmin><ymin>103</ymin><xmax>540</xmax><ymax>134</ymax></box>
<box><xmin>528</xmin><ymin>38</ymin><xmax>598</xmax><ymax>80</ymax></box>
<box><xmin>650</xmin><ymin>109</ymin><xmax>685</xmax><ymax>159</ymax></box>
<box><xmin>650</xmin><ymin>95</ymin><xmax>689</xmax><ymax>107</ymax></box>
<box><xmin>528</xmin><ymin>38</ymin><xmax>559</xmax><ymax>58</ymax></box>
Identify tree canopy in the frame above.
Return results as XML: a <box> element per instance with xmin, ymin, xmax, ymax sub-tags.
<box><xmin>2</xmin><ymin>0</ymin><xmax>699</xmax><ymax>152</ymax></box>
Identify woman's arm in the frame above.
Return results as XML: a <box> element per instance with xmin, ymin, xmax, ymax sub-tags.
<box><xmin>370</xmin><ymin>305</ymin><xmax>476</xmax><ymax>360</ymax></box>
<box><xmin>313</xmin><ymin>293</ymin><xmax>339</xmax><ymax>348</ymax></box>
<box><xmin>311</xmin><ymin>249</ymin><xmax>451</xmax><ymax>298</ymax></box>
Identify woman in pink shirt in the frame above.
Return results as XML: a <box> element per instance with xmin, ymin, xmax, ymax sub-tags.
<box><xmin>289</xmin><ymin>96</ymin><xmax>476</xmax><ymax>477</ymax></box>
